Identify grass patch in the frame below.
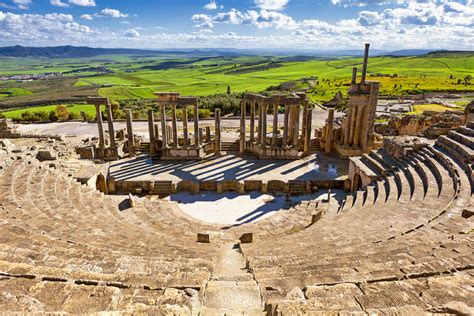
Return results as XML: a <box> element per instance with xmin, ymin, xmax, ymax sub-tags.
<box><xmin>0</xmin><ymin>103</ymin><xmax>100</xmax><ymax>119</ymax></box>
<box><xmin>408</xmin><ymin>103</ymin><xmax>453</xmax><ymax>115</ymax></box>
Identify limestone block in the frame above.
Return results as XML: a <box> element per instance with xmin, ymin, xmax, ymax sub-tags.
<box><xmin>197</xmin><ymin>233</ymin><xmax>210</xmax><ymax>243</ymax></box>
<box><xmin>36</xmin><ymin>150</ymin><xmax>57</xmax><ymax>161</ymax></box>
<box><xmin>239</xmin><ymin>233</ymin><xmax>253</xmax><ymax>243</ymax></box>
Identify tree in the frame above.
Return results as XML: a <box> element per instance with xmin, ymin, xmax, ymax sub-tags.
<box><xmin>56</xmin><ymin>105</ymin><xmax>70</xmax><ymax>121</ymax></box>
<box><xmin>110</xmin><ymin>100</ymin><xmax>122</xmax><ymax>119</ymax></box>
<box><xmin>464</xmin><ymin>75</ymin><xmax>472</xmax><ymax>84</ymax></box>
<box><xmin>49</xmin><ymin>110</ymin><xmax>58</xmax><ymax>122</ymax></box>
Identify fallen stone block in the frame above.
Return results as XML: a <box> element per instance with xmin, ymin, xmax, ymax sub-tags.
<box><xmin>36</xmin><ymin>150</ymin><xmax>57</xmax><ymax>161</ymax></box>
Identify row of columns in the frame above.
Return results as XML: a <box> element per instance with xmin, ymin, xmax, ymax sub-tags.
<box><xmin>241</xmin><ymin>100</ymin><xmax>302</xmax><ymax>148</ymax></box>
<box><xmin>88</xmin><ymin>97</ymin><xmax>117</xmax><ymax>159</ymax></box>
<box><xmin>148</xmin><ymin>102</ymin><xmax>201</xmax><ymax>152</ymax></box>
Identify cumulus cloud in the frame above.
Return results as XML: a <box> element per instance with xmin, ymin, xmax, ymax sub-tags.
<box><xmin>192</xmin><ymin>8</ymin><xmax>298</xmax><ymax>29</ymax></box>
<box><xmin>50</xmin><ymin>0</ymin><xmax>69</xmax><ymax>8</ymax></box>
<box><xmin>124</xmin><ymin>28</ymin><xmax>140</xmax><ymax>37</ymax></box>
<box><xmin>81</xmin><ymin>8</ymin><xmax>129</xmax><ymax>20</ymax></box>
<box><xmin>97</xmin><ymin>8</ymin><xmax>128</xmax><ymax>18</ymax></box>
<box><xmin>13</xmin><ymin>0</ymin><xmax>31</xmax><ymax>9</ymax></box>
<box><xmin>69</xmin><ymin>0</ymin><xmax>95</xmax><ymax>6</ymax></box>
<box><xmin>50</xmin><ymin>0</ymin><xmax>96</xmax><ymax>7</ymax></box>
<box><xmin>254</xmin><ymin>0</ymin><xmax>289</xmax><ymax>11</ymax></box>
<box><xmin>204</xmin><ymin>0</ymin><xmax>220</xmax><ymax>10</ymax></box>
<box><xmin>80</xmin><ymin>13</ymin><xmax>93</xmax><ymax>20</ymax></box>
<box><xmin>0</xmin><ymin>10</ymin><xmax>92</xmax><ymax>45</ymax></box>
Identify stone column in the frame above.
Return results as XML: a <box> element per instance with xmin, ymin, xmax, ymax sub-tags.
<box><xmin>272</xmin><ymin>103</ymin><xmax>278</xmax><ymax>146</ymax></box>
<box><xmin>325</xmin><ymin>109</ymin><xmax>335</xmax><ymax>154</ymax></box>
<box><xmin>304</xmin><ymin>107</ymin><xmax>312</xmax><ymax>154</ymax></box>
<box><xmin>95</xmin><ymin>104</ymin><xmax>106</xmax><ymax>148</ymax></box>
<box><xmin>182</xmin><ymin>105</ymin><xmax>189</xmax><ymax>148</ymax></box>
<box><xmin>292</xmin><ymin>104</ymin><xmax>300</xmax><ymax>146</ymax></box>
<box><xmin>343</xmin><ymin>108</ymin><xmax>352</xmax><ymax>146</ymax></box>
<box><xmin>250</xmin><ymin>101</ymin><xmax>255</xmax><ymax>142</ymax></box>
<box><xmin>353</xmin><ymin>105</ymin><xmax>363</xmax><ymax>147</ymax></box>
<box><xmin>282</xmin><ymin>105</ymin><xmax>289</xmax><ymax>147</ymax></box>
<box><xmin>106</xmin><ymin>102</ymin><xmax>117</xmax><ymax>158</ymax></box>
<box><xmin>240</xmin><ymin>100</ymin><xmax>246</xmax><ymax>155</ymax></box>
<box><xmin>302</xmin><ymin>105</ymin><xmax>308</xmax><ymax>146</ymax></box>
<box><xmin>193</xmin><ymin>103</ymin><xmax>200</xmax><ymax>148</ymax></box>
<box><xmin>154</xmin><ymin>123</ymin><xmax>159</xmax><ymax>145</ymax></box>
<box><xmin>348</xmin><ymin>107</ymin><xmax>357</xmax><ymax>147</ymax></box>
<box><xmin>147</xmin><ymin>109</ymin><xmax>156</xmax><ymax>155</ymax></box>
<box><xmin>171</xmin><ymin>104</ymin><xmax>178</xmax><ymax>148</ymax></box>
<box><xmin>125</xmin><ymin>109</ymin><xmax>135</xmax><ymax>157</ymax></box>
<box><xmin>215</xmin><ymin>109</ymin><xmax>221</xmax><ymax>155</ymax></box>
<box><xmin>206</xmin><ymin>126</ymin><xmax>211</xmax><ymax>142</ymax></box>
<box><xmin>160</xmin><ymin>104</ymin><xmax>168</xmax><ymax>150</ymax></box>
<box><xmin>257</xmin><ymin>103</ymin><xmax>262</xmax><ymax>145</ymax></box>
<box><xmin>261</xmin><ymin>104</ymin><xmax>267</xmax><ymax>146</ymax></box>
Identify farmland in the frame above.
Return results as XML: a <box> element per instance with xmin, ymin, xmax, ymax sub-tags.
<box><xmin>0</xmin><ymin>51</ymin><xmax>473</xmax><ymax>119</ymax></box>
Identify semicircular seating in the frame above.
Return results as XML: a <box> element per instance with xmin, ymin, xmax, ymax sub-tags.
<box><xmin>0</xmin><ymin>123</ymin><xmax>473</xmax><ymax>314</ymax></box>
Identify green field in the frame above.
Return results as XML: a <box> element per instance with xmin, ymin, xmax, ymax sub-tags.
<box><xmin>1</xmin><ymin>104</ymin><xmax>99</xmax><ymax>119</ymax></box>
<box><xmin>0</xmin><ymin>52</ymin><xmax>473</xmax><ymax>115</ymax></box>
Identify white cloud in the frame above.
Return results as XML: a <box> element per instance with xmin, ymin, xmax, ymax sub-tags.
<box><xmin>124</xmin><ymin>28</ymin><xmax>140</xmax><ymax>37</ymax></box>
<box><xmin>0</xmin><ymin>10</ymin><xmax>92</xmax><ymax>45</ymax></box>
<box><xmin>254</xmin><ymin>0</ymin><xmax>289</xmax><ymax>11</ymax></box>
<box><xmin>68</xmin><ymin>0</ymin><xmax>95</xmax><ymax>6</ymax></box>
<box><xmin>50</xmin><ymin>0</ymin><xmax>69</xmax><ymax>8</ymax></box>
<box><xmin>192</xmin><ymin>8</ymin><xmax>298</xmax><ymax>29</ymax></box>
<box><xmin>13</xmin><ymin>0</ymin><xmax>31</xmax><ymax>9</ymax></box>
<box><xmin>45</xmin><ymin>13</ymin><xmax>74</xmax><ymax>21</ymax></box>
<box><xmin>80</xmin><ymin>14</ymin><xmax>93</xmax><ymax>20</ymax></box>
<box><xmin>204</xmin><ymin>0</ymin><xmax>218</xmax><ymax>10</ymax></box>
<box><xmin>97</xmin><ymin>8</ymin><xmax>128</xmax><ymax>18</ymax></box>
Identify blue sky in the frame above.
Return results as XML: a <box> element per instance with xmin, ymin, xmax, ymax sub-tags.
<box><xmin>0</xmin><ymin>0</ymin><xmax>473</xmax><ymax>50</ymax></box>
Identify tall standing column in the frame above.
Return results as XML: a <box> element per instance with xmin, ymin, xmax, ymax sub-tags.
<box><xmin>147</xmin><ymin>109</ymin><xmax>156</xmax><ymax>155</ymax></box>
<box><xmin>353</xmin><ymin>105</ymin><xmax>363</xmax><ymax>147</ymax></box>
<box><xmin>106</xmin><ymin>102</ymin><xmax>117</xmax><ymax>158</ymax></box>
<box><xmin>171</xmin><ymin>104</ymin><xmax>178</xmax><ymax>148</ymax></box>
<box><xmin>239</xmin><ymin>100</ymin><xmax>246</xmax><ymax>155</ymax></box>
<box><xmin>292</xmin><ymin>105</ymin><xmax>300</xmax><ymax>146</ymax></box>
<box><xmin>348</xmin><ymin>107</ymin><xmax>357</xmax><ymax>147</ymax></box>
<box><xmin>257</xmin><ymin>103</ymin><xmax>262</xmax><ymax>145</ymax></box>
<box><xmin>193</xmin><ymin>102</ymin><xmax>200</xmax><ymax>148</ymax></box>
<box><xmin>282</xmin><ymin>105</ymin><xmax>289</xmax><ymax>147</ymax></box>
<box><xmin>272</xmin><ymin>103</ymin><xmax>278</xmax><ymax>146</ymax></box>
<box><xmin>261</xmin><ymin>104</ymin><xmax>267</xmax><ymax>146</ymax></box>
<box><xmin>215</xmin><ymin>109</ymin><xmax>221</xmax><ymax>156</ymax></box>
<box><xmin>182</xmin><ymin>105</ymin><xmax>189</xmax><ymax>148</ymax></box>
<box><xmin>95</xmin><ymin>104</ymin><xmax>106</xmax><ymax>148</ymax></box>
<box><xmin>302</xmin><ymin>105</ymin><xmax>308</xmax><ymax>145</ymax></box>
<box><xmin>160</xmin><ymin>104</ymin><xmax>168</xmax><ymax>150</ymax></box>
<box><xmin>343</xmin><ymin>108</ymin><xmax>352</xmax><ymax>146</ymax></box>
<box><xmin>154</xmin><ymin>123</ymin><xmax>159</xmax><ymax>144</ymax></box>
<box><xmin>125</xmin><ymin>109</ymin><xmax>135</xmax><ymax>157</ymax></box>
<box><xmin>250</xmin><ymin>102</ymin><xmax>255</xmax><ymax>142</ymax></box>
<box><xmin>325</xmin><ymin>109</ymin><xmax>335</xmax><ymax>154</ymax></box>
<box><xmin>304</xmin><ymin>108</ymin><xmax>312</xmax><ymax>154</ymax></box>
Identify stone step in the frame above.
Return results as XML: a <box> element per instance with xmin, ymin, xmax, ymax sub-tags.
<box><xmin>448</xmin><ymin>130</ymin><xmax>474</xmax><ymax>149</ymax></box>
<box><xmin>457</xmin><ymin>126</ymin><xmax>474</xmax><ymax>137</ymax></box>
<box><xmin>437</xmin><ymin>135</ymin><xmax>474</xmax><ymax>161</ymax></box>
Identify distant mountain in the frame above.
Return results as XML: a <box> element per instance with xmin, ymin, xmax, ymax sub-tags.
<box><xmin>380</xmin><ymin>49</ymin><xmax>435</xmax><ymax>56</ymax></box>
<box><xmin>0</xmin><ymin>45</ymin><xmax>471</xmax><ymax>59</ymax></box>
<box><xmin>0</xmin><ymin>45</ymin><xmax>175</xmax><ymax>58</ymax></box>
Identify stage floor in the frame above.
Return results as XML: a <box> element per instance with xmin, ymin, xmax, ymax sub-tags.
<box><xmin>109</xmin><ymin>153</ymin><xmax>348</xmax><ymax>183</ymax></box>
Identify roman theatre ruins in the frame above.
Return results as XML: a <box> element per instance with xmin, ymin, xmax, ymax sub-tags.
<box><xmin>0</xmin><ymin>44</ymin><xmax>473</xmax><ymax>314</ymax></box>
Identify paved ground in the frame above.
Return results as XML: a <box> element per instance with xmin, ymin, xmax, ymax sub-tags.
<box><xmin>15</xmin><ymin>106</ymin><xmax>342</xmax><ymax>141</ymax></box>
<box><xmin>167</xmin><ymin>191</ymin><xmax>337</xmax><ymax>225</ymax></box>
<box><xmin>109</xmin><ymin>153</ymin><xmax>348</xmax><ymax>182</ymax></box>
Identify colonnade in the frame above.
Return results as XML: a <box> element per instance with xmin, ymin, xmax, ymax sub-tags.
<box><xmin>240</xmin><ymin>93</ymin><xmax>311</xmax><ymax>157</ymax></box>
